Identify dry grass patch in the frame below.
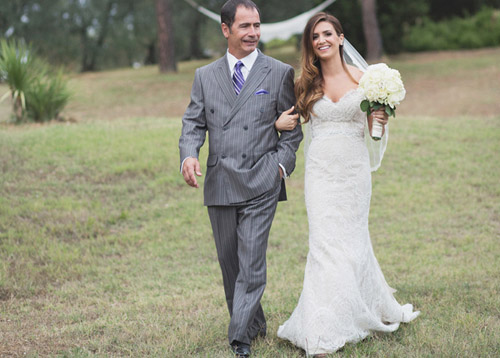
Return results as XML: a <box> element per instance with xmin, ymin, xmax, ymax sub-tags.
<box><xmin>395</xmin><ymin>48</ymin><xmax>500</xmax><ymax>118</ymax></box>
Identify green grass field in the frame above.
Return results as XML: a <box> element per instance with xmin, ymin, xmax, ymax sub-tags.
<box><xmin>1</xmin><ymin>47</ymin><xmax>499</xmax><ymax>357</ymax></box>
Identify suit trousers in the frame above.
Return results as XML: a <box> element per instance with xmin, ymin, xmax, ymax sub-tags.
<box><xmin>207</xmin><ymin>181</ymin><xmax>281</xmax><ymax>345</ymax></box>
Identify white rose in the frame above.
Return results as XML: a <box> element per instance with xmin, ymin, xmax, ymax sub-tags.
<box><xmin>387</xmin><ymin>88</ymin><xmax>406</xmax><ymax>108</ymax></box>
<box><xmin>385</xmin><ymin>77</ymin><xmax>402</xmax><ymax>93</ymax></box>
<box><xmin>375</xmin><ymin>85</ymin><xmax>388</xmax><ymax>102</ymax></box>
<box><xmin>368</xmin><ymin>63</ymin><xmax>389</xmax><ymax>72</ymax></box>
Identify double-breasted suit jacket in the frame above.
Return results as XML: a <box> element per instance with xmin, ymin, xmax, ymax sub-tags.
<box><xmin>179</xmin><ymin>50</ymin><xmax>303</xmax><ymax>205</ymax></box>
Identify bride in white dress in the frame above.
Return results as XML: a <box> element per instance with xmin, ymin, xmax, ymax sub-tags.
<box><xmin>275</xmin><ymin>13</ymin><xmax>419</xmax><ymax>356</ymax></box>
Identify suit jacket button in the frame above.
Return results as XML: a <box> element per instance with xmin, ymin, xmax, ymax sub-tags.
<box><xmin>210</xmin><ymin>109</ymin><xmax>214</xmax><ymax>113</ymax></box>
<box><xmin>243</xmin><ymin>125</ymin><xmax>248</xmax><ymax>130</ymax></box>
<box><xmin>242</xmin><ymin>154</ymin><xmax>247</xmax><ymax>158</ymax></box>
<box><xmin>223</xmin><ymin>126</ymin><xmax>228</xmax><ymax>131</ymax></box>
<box><xmin>259</xmin><ymin>108</ymin><xmax>264</xmax><ymax>113</ymax></box>
<box><xmin>221</xmin><ymin>155</ymin><xmax>227</xmax><ymax>159</ymax></box>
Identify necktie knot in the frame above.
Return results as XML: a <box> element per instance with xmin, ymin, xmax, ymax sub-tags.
<box><xmin>232</xmin><ymin>61</ymin><xmax>245</xmax><ymax>95</ymax></box>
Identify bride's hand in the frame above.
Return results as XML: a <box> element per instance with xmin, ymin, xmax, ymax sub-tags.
<box><xmin>370</xmin><ymin>108</ymin><xmax>389</xmax><ymax>125</ymax></box>
<box><xmin>368</xmin><ymin>108</ymin><xmax>389</xmax><ymax>137</ymax></box>
<box><xmin>275</xmin><ymin>106</ymin><xmax>300</xmax><ymax>132</ymax></box>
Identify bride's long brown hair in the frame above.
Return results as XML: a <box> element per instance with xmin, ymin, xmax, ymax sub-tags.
<box><xmin>295</xmin><ymin>13</ymin><xmax>356</xmax><ymax>122</ymax></box>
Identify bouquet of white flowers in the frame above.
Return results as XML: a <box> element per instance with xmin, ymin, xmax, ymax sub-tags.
<box><xmin>358</xmin><ymin>63</ymin><xmax>406</xmax><ymax>140</ymax></box>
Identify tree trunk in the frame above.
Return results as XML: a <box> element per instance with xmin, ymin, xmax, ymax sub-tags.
<box><xmin>80</xmin><ymin>25</ymin><xmax>91</xmax><ymax>72</ymax></box>
<box><xmin>144</xmin><ymin>40</ymin><xmax>156</xmax><ymax>65</ymax></box>
<box><xmin>156</xmin><ymin>0</ymin><xmax>176</xmax><ymax>73</ymax></box>
<box><xmin>361</xmin><ymin>0</ymin><xmax>383</xmax><ymax>62</ymax></box>
<box><xmin>88</xmin><ymin>0</ymin><xmax>115</xmax><ymax>71</ymax></box>
<box><xmin>189</xmin><ymin>12</ymin><xmax>204</xmax><ymax>59</ymax></box>
<box><xmin>13</xmin><ymin>95</ymin><xmax>23</xmax><ymax>123</ymax></box>
<box><xmin>80</xmin><ymin>1</ymin><xmax>115</xmax><ymax>72</ymax></box>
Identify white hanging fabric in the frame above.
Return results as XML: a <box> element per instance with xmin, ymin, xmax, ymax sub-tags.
<box><xmin>183</xmin><ymin>0</ymin><xmax>338</xmax><ymax>43</ymax></box>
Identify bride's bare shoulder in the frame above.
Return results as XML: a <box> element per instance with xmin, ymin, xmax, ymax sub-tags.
<box><xmin>347</xmin><ymin>65</ymin><xmax>364</xmax><ymax>81</ymax></box>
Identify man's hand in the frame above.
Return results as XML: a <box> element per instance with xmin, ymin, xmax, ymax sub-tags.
<box><xmin>182</xmin><ymin>157</ymin><xmax>202</xmax><ymax>188</ymax></box>
<box><xmin>279</xmin><ymin>167</ymin><xmax>284</xmax><ymax>180</ymax></box>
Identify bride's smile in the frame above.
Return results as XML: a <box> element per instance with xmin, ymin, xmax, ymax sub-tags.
<box><xmin>312</xmin><ymin>21</ymin><xmax>344</xmax><ymax>60</ymax></box>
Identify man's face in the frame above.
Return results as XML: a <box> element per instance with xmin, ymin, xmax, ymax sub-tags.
<box><xmin>222</xmin><ymin>5</ymin><xmax>260</xmax><ymax>59</ymax></box>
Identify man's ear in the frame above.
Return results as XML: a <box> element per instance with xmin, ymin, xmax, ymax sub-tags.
<box><xmin>221</xmin><ymin>23</ymin><xmax>230</xmax><ymax>39</ymax></box>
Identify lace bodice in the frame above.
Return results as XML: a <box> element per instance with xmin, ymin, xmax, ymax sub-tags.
<box><xmin>310</xmin><ymin>88</ymin><xmax>366</xmax><ymax>139</ymax></box>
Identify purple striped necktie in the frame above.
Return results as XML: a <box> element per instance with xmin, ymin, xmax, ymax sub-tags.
<box><xmin>232</xmin><ymin>61</ymin><xmax>245</xmax><ymax>95</ymax></box>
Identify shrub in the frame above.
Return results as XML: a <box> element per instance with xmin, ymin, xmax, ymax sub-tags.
<box><xmin>25</xmin><ymin>70</ymin><xmax>71</xmax><ymax>122</ymax></box>
<box><xmin>0</xmin><ymin>39</ymin><xmax>71</xmax><ymax>123</ymax></box>
<box><xmin>403</xmin><ymin>7</ymin><xmax>500</xmax><ymax>52</ymax></box>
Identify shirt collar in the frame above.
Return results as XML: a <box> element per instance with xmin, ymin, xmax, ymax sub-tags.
<box><xmin>226</xmin><ymin>49</ymin><xmax>259</xmax><ymax>73</ymax></box>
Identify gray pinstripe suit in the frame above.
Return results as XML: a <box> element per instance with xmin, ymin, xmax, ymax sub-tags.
<box><xmin>179</xmin><ymin>50</ymin><xmax>302</xmax><ymax>345</ymax></box>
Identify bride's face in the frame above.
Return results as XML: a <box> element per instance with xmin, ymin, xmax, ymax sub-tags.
<box><xmin>311</xmin><ymin>21</ymin><xmax>344</xmax><ymax>61</ymax></box>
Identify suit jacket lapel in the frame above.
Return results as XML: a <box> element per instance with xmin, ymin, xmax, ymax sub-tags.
<box><xmin>225</xmin><ymin>53</ymin><xmax>270</xmax><ymax>125</ymax></box>
<box><xmin>215</xmin><ymin>55</ymin><xmax>237</xmax><ymax>104</ymax></box>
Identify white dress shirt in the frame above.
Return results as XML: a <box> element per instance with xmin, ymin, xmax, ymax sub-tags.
<box><xmin>226</xmin><ymin>49</ymin><xmax>258</xmax><ymax>81</ymax></box>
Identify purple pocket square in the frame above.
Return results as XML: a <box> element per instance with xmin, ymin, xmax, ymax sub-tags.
<box><xmin>255</xmin><ymin>89</ymin><xmax>269</xmax><ymax>95</ymax></box>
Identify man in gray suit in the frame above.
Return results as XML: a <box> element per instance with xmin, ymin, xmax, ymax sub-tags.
<box><xmin>179</xmin><ymin>0</ymin><xmax>302</xmax><ymax>356</ymax></box>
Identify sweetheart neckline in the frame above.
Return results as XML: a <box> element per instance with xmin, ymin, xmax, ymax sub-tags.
<box><xmin>322</xmin><ymin>88</ymin><xmax>359</xmax><ymax>104</ymax></box>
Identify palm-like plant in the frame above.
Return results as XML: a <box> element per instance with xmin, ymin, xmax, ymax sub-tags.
<box><xmin>0</xmin><ymin>39</ymin><xmax>36</xmax><ymax>122</ymax></box>
<box><xmin>0</xmin><ymin>39</ymin><xmax>71</xmax><ymax>123</ymax></box>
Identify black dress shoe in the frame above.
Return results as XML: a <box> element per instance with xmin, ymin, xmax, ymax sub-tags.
<box><xmin>230</xmin><ymin>340</ymin><xmax>251</xmax><ymax>357</ymax></box>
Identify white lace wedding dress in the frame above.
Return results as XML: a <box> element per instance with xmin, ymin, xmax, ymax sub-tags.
<box><xmin>277</xmin><ymin>89</ymin><xmax>419</xmax><ymax>355</ymax></box>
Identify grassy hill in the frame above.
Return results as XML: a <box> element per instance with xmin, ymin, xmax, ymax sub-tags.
<box><xmin>0</xmin><ymin>48</ymin><xmax>499</xmax><ymax>357</ymax></box>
